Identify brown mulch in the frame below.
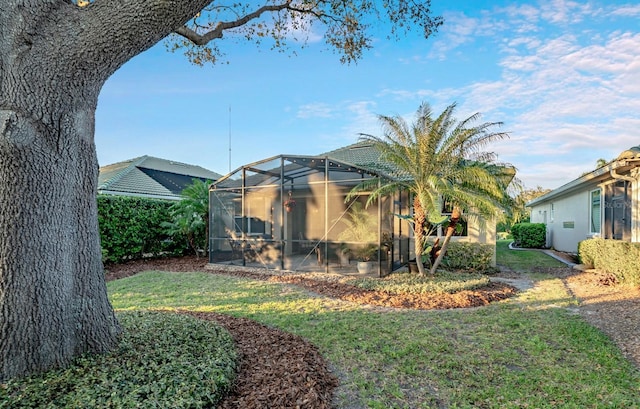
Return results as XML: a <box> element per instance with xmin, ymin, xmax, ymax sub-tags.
<box><xmin>104</xmin><ymin>256</ymin><xmax>640</xmax><ymax>408</ymax></box>
<box><xmin>185</xmin><ymin>311</ymin><xmax>338</xmax><ymax>409</ymax></box>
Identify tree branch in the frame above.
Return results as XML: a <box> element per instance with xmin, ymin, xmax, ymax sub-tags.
<box><xmin>174</xmin><ymin>1</ymin><xmax>300</xmax><ymax>46</ymax></box>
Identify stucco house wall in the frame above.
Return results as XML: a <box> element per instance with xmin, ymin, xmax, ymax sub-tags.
<box><xmin>527</xmin><ymin>146</ymin><xmax>640</xmax><ymax>254</ymax></box>
<box><xmin>529</xmin><ymin>190</ymin><xmax>593</xmax><ymax>252</ymax></box>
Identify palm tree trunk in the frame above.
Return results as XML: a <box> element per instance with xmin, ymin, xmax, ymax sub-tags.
<box><xmin>429</xmin><ymin>207</ymin><xmax>461</xmax><ymax>274</ymax></box>
<box><xmin>413</xmin><ymin>196</ymin><xmax>427</xmax><ymax>275</ymax></box>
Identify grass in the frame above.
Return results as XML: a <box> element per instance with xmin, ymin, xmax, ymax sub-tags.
<box><xmin>495</xmin><ymin>239</ymin><xmax>567</xmax><ymax>271</ymax></box>
<box><xmin>104</xmin><ymin>261</ymin><xmax>640</xmax><ymax>408</ymax></box>
<box><xmin>6</xmin><ymin>242</ymin><xmax>640</xmax><ymax>408</ymax></box>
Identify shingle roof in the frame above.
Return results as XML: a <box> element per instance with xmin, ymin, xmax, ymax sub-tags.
<box><xmin>321</xmin><ymin>141</ymin><xmax>383</xmax><ymax>169</ymax></box>
<box><xmin>98</xmin><ymin>156</ymin><xmax>222</xmax><ymax>200</ymax></box>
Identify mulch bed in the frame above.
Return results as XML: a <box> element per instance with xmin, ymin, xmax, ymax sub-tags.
<box><xmin>185</xmin><ymin>312</ymin><xmax>338</xmax><ymax>409</ymax></box>
<box><xmin>101</xmin><ymin>255</ymin><xmax>521</xmax><ymax>408</ymax></box>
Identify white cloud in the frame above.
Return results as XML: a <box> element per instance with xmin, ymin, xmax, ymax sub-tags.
<box><xmin>538</xmin><ymin>0</ymin><xmax>597</xmax><ymax>24</ymax></box>
<box><xmin>296</xmin><ymin>102</ymin><xmax>335</xmax><ymax>119</ymax></box>
<box><xmin>371</xmin><ymin>2</ymin><xmax>640</xmax><ymax>189</ymax></box>
<box><xmin>609</xmin><ymin>4</ymin><xmax>640</xmax><ymax>17</ymax></box>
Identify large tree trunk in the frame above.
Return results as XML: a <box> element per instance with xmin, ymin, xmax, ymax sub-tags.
<box><xmin>0</xmin><ymin>0</ymin><xmax>213</xmax><ymax>380</ymax></box>
<box><xmin>0</xmin><ymin>109</ymin><xmax>121</xmax><ymax>380</ymax></box>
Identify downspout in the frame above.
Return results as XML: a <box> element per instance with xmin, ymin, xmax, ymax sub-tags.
<box><xmin>610</xmin><ymin>168</ymin><xmax>636</xmax><ymax>182</ymax></box>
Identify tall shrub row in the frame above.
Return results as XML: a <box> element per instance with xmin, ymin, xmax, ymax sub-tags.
<box><xmin>511</xmin><ymin>223</ymin><xmax>546</xmax><ymax>248</ymax></box>
<box><xmin>578</xmin><ymin>238</ymin><xmax>640</xmax><ymax>286</ymax></box>
<box><xmin>98</xmin><ymin>195</ymin><xmax>186</xmax><ymax>264</ymax></box>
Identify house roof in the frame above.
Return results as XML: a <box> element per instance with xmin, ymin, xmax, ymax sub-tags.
<box><xmin>98</xmin><ymin>156</ymin><xmax>222</xmax><ymax>200</ymax></box>
<box><xmin>322</xmin><ymin>142</ymin><xmax>384</xmax><ymax>168</ymax></box>
<box><xmin>213</xmin><ymin>140</ymin><xmax>516</xmax><ymax>191</ymax></box>
<box><xmin>527</xmin><ymin>146</ymin><xmax>640</xmax><ymax>207</ymax></box>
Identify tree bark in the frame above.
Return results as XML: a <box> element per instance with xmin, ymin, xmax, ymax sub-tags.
<box><xmin>413</xmin><ymin>196</ymin><xmax>427</xmax><ymax>275</ymax></box>
<box><xmin>0</xmin><ymin>0</ymin><xmax>212</xmax><ymax>380</ymax></box>
<box><xmin>429</xmin><ymin>207</ymin><xmax>461</xmax><ymax>275</ymax></box>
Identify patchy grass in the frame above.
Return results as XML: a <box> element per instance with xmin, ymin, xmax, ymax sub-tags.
<box><xmin>496</xmin><ymin>239</ymin><xmax>567</xmax><ymax>271</ymax></box>
<box><xmin>0</xmin><ymin>311</ymin><xmax>237</xmax><ymax>409</ymax></box>
<box><xmin>104</xmin><ymin>271</ymin><xmax>640</xmax><ymax>408</ymax></box>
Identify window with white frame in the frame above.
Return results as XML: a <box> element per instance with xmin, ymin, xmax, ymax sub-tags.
<box><xmin>589</xmin><ymin>189</ymin><xmax>601</xmax><ymax>234</ymax></box>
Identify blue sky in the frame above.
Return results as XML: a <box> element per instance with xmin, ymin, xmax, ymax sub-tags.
<box><xmin>95</xmin><ymin>0</ymin><xmax>640</xmax><ymax>190</ymax></box>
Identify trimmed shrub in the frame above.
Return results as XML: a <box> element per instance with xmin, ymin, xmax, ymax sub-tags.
<box><xmin>1</xmin><ymin>311</ymin><xmax>238</xmax><ymax>408</ymax></box>
<box><xmin>98</xmin><ymin>195</ymin><xmax>187</xmax><ymax>264</ymax></box>
<box><xmin>511</xmin><ymin>223</ymin><xmax>546</xmax><ymax>248</ymax></box>
<box><xmin>441</xmin><ymin>242</ymin><xmax>495</xmax><ymax>272</ymax></box>
<box><xmin>578</xmin><ymin>238</ymin><xmax>640</xmax><ymax>286</ymax></box>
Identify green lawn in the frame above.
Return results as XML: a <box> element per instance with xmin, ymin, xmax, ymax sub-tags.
<box><xmin>106</xmin><ymin>255</ymin><xmax>640</xmax><ymax>408</ymax></box>
<box><xmin>496</xmin><ymin>239</ymin><xmax>567</xmax><ymax>271</ymax></box>
<box><xmin>5</xmin><ymin>242</ymin><xmax>638</xmax><ymax>408</ymax></box>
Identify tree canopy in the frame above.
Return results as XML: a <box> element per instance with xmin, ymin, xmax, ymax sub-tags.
<box><xmin>73</xmin><ymin>0</ymin><xmax>442</xmax><ymax>65</ymax></box>
<box><xmin>0</xmin><ymin>0</ymin><xmax>443</xmax><ymax>381</ymax></box>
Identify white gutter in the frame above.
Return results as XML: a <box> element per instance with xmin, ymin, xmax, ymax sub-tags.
<box><xmin>610</xmin><ymin>158</ymin><xmax>640</xmax><ymax>182</ymax></box>
<box><xmin>97</xmin><ymin>190</ymin><xmax>181</xmax><ymax>201</ymax></box>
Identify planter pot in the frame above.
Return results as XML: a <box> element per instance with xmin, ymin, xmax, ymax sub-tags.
<box><xmin>357</xmin><ymin>261</ymin><xmax>376</xmax><ymax>275</ymax></box>
<box><xmin>408</xmin><ymin>259</ymin><xmax>419</xmax><ymax>273</ymax></box>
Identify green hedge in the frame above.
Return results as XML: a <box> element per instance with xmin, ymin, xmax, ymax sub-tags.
<box><xmin>578</xmin><ymin>238</ymin><xmax>640</xmax><ymax>286</ymax></box>
<box><xmin>98</xmin><ymin>195</ymin><xmax>186</xmax><ymax>264</ymax></box>
<box><xmin>441</xmin><ymin>242</ymin><xmax>495</xmax><ymax>272</ymax></box>
<box><xmin>511</xmin><ymin>223</ymin><xmax>546</xmax><ymax>248</ymax></box>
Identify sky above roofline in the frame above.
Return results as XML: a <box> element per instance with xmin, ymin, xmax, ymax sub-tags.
<box><xmin>95</xmin><ymin>0</ymin><xmax>640</xmax><ymax>191</ymax></box>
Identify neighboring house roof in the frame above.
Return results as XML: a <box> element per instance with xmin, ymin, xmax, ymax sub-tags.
<box><xmin>527</xmin><ymin>146</ymin><xmax>640</xmax><ymax>207</ymax></box>
<box><xmin>98</xmin><ymin>155</ymin><xmax>222</xmax><ymax>200</ymax></box>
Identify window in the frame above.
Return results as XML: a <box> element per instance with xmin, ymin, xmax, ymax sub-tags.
<box><xmin>590</xmin><ymin>189</ymin><xmax>601</xmax><ymax>234</ymax></box>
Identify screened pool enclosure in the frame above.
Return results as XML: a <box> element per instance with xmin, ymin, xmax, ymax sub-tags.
<box><xmin>208</xmin><ymin>155</ymin><xmax>413</xmax><ymax>276</ymax></box>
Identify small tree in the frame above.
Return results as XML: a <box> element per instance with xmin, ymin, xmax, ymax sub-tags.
<box><xmin>337</xmin><ymin>201</ymin><xmax>378</xmax><ymax>261</ymax></box>
<box><xmin>162</xmin><ymin>179</ymin><xmax>212</xmax><ymax>257</ymax></box>
<box><xmin>350</xmin><ymin>102</ymin><xmax>519</xmax><ymax>275</ymax></box>
<box><xmin>500</xmin><ymin>185</ymin><xmax>551</xmax><ymax>230</ymax></box>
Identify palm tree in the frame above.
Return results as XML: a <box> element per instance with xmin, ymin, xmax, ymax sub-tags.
<box><xmin>352</xmin><ymin>102</ymin><xmax>519</xmax><ymax>275</ymax></box>
<box><xmin>162</xmin><ymin>179</ymin><xmax>212</xmax><ymax>257</ymax></box>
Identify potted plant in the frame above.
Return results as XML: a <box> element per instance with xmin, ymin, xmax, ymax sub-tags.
<box><xmin>337</xmin><ymin>202</ymin><xmax>379</xmax><ymax>274</ymax></box>
<box><xmin>284</xmin><ymin>191</ymin><xmax>296</xmax><ymax>212</ymax></box>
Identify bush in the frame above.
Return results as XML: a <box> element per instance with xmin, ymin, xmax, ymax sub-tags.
<box><xmin>1</xmin><ymin>311</ymin><xmax>238</xmax><ymax>409</ymax></box>
<box><xmin>441</xmin><ymin>242</ymin><xmax>495</xmax><ymax>272</ymax></box>
<box><xmin>578</xmin><ymin>238</ymin><xmax>640</xmax><ymax>286</ymax></box>
<box><xmin>351</xmin><ymin>270</ymin><xmax>490</xmax><ymax>294</ymax></box>
<box><xmin>511</xmin><ymin>223</ymin><xmax>546</xmax><ymax>248</ymax></box>
<box><xmin>98</xmin><ymin>195</ymin><xmax>187</xmax><ymax>263</ymax></box>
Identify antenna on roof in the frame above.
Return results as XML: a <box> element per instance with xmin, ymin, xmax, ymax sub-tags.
<box><xmin>228</xmin><ymin>105</ymin><xmax>231</xmax><ymax>173</ymax></box>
